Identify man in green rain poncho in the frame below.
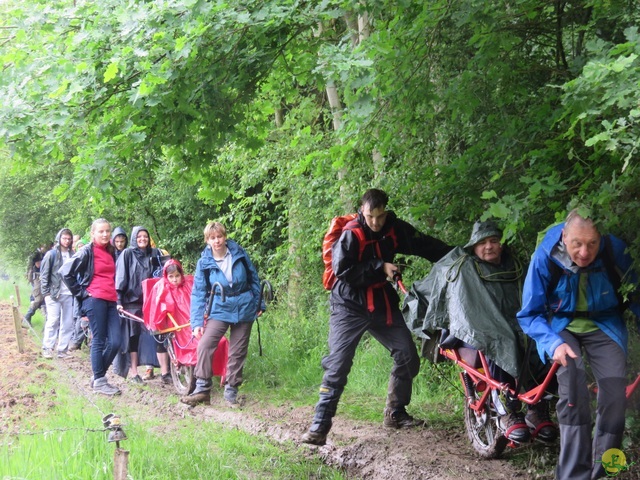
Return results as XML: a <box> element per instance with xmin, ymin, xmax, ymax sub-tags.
<box><xmin>404</xmin><ymin>220</ymin><xmax>558</xmax><ymax>444</ymax></box>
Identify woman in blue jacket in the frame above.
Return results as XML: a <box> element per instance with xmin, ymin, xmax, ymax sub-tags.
<box><xmin>181</xmin><ymin>221</ymin><xmax>263</xmax><ymax>406</ymax></box>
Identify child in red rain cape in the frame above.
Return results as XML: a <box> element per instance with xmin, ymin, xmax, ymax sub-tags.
<box><xmin>142</xmin><ymin>259</ymin><xmax>227</xmax><ymax>385</ymax></box>
<box><xmin>143</xmin><ymin>259</ymin><xmax>198</xmax><ymax>367</ymax></box>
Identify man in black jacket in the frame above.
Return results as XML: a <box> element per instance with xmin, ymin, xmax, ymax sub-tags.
<box><xmin>302</xmin><ymin>189</ymin><xmax>452</xmax><ymax>445</ymax></box>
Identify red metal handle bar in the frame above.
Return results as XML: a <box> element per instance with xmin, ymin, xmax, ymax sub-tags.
<box><xmin>440</xmin><ymin>347</ymin><xmax>558</xmax><ymax>405</ymax></box>
<box><xmin>442</xmin><ymin>346</ymin><xmax>640</xmax><ymax>403</ymax></box>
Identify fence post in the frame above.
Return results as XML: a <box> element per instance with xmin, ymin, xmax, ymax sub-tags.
<box><xmin>113</xmin><ymin>448</ymin><xmax>129</xmax><ymax>480</ymax></box>
<box><xmin>13</xmin><ymin>284</ymin><xmax>21</xmax><ymax>307</ymax></box>
<box><xmin>11</xmin><ymin>302</ymin><xmax>25</xmax><ymax>354</ymax></box>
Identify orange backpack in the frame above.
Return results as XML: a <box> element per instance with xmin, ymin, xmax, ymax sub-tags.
<box><xmin>322</xmin><ymin>213</ymin><xmax>359</xmax><ymax>290</ymax></box>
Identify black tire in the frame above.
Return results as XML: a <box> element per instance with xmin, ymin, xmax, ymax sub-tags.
<box><xmin>463</xmin><ymin>383</ymin><xmax>508</xmax><ymax>458</ymax></box>
<box><xmin>170</xmin><ymin>363</ymin><xmax>194</xmax><ymax>396</ymax></box>
<box><xmin>165</xmin><ymin>338</ymin><xmax>194</xmax><ymax>395</ymax></box>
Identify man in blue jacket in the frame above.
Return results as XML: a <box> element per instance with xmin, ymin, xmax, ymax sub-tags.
<box><xmin>517</xmin><ymin>209</ymin><xmax>640</xmax><ymax>480</ymax></box>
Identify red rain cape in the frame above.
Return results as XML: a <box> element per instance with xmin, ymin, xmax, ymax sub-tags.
<box><xmin>142</xmin><ymin>274</ymin><xmax>227</xmax><ymax>377</ymax></box>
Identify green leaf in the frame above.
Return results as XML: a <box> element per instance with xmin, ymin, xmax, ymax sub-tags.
<box><xmin>103</xmin><ymin>61</ymin><xmax>119</xmax><ymax>83</ymax></box>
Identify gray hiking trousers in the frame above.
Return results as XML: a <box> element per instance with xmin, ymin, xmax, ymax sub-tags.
<box><xmin>555</xmin><ymin>329</ymin><xmax>626</xmax><ymax>480</ymax></box>
<box><xmin>311</xmin><ymin>308</ymin><xmax>420</xmax><ymax>429</ymax></box>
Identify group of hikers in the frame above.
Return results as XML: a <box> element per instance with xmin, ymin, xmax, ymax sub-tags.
<box><xmin>24</xmin><ymin>188</ymin><xmax>639</xmax><ymax>480</ymax></box>
<box><xmin>28</xmin><ymin>219</ymin><xmax>263</xmax><ymax>406</ymax></box>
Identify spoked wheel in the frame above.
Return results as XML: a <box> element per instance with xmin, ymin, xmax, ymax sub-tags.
<box><xmin>170</xmin><ymin>362</ymin><xmax>194</xmax><ymax>396</ymax></box>
<box><xmin>165</xmin><ymin>337</ymin><xmax>195</xmax><ymax>395</ymax></box>
<box><xmin>463</xmin><ymin>376</ymin><xmax>508</xmax><ymax>458</ymax></box>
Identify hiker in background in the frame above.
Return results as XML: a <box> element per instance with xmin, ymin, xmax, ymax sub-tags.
<box><xmin>301</xmin><ymin>188</ymin><xmax>452</xmax><ymax>446</ymax></box>
<box><xmin>111</xmin><ymin>226</ymin><xmax>128</xmax><ymax>261</ymax></box>
<box><xmin>40</xmin><ymin>228</ymin><xmax>75</xmax><ymax>359</ymax></box>
<box><xmin>418</xmin><ymin>220</ymin><xmax>557</xmax><ymax>444</ymax></box>
<box><xmin>23</xmin><ymin>248</ymin><xmax>45</xmax><ymax>327</ymax></box>
<box><xmin>115</xmin><ymin>226</ymin><xmax>164</xmax><ymax>384</ymax></box>
<box><xmin>69</xmin><ymin>234</ymin><xmax>88</xmax><ymax>350</ymax></box>
<box><xmin>517</xmin><ymin>208</ymin><xmax>640</xmax><ymax>479</ymax></box>
<box><xmin>60</xmin><ymin>218</ymin><xmax>122</xmax><ymax>396</ymax></box>
<box><xmin>181</xmin><ymin>221</ymin><xmax>264</xmax><ymax>407</ymax></box>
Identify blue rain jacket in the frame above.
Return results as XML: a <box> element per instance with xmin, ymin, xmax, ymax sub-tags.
<box><xmin>190</xmin><ymin>239</ymin><xmax>262</xmax><ymax>329</ymax></box>
<box><xmin>517</xmin><ymin>223</ymin><xmax>640</xmax><ymax>362</ymax></box>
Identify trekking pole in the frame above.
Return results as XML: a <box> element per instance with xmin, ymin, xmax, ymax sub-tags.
<box><xmin>118</xmin><ymin>309</ymin><xmax>145</xmax><ymax>324</ymax></box>
<box><xmin>204</xmin><ymin>282</ymin><xmax>225</xmax><ymax>318</ymax></box>
<box><xmin>255</xmin><ymin>280</ymin><xmax>273</xmax><ymax>356</ymax></box>
<box><xmin>392</xmin><ymin>271</ymin><xmax>408</xmax><ymax>295</ymax></box>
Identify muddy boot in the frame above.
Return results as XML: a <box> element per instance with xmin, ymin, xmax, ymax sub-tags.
<box><xmin>301</xmin><ymin>423</ymin><xmax>331</xmax><ymax>446</ymax></box>
<box><xmin>526</xmin><ymin>400</ymin><xmax>558</xmax><ymax>442</ymax></box>
<box><xmin>499</xmin><ymin>411</ymin><xmax>531</xmax><ymax>443</ymax></box>
<box><xmin>180</xmin><ymin>378</ymin><xmax>212</xmax><ymax>406</ymax></box>
<box><xmin>499</xmin><ymin>395</ymin><xmax>530</xmax><ymax>444</ymax></box>
<box><xmin>383</xmin><ymin>408</ymin><xmax>425</xmax><ymax>429</ymax></box>
<box><xmin>301</xmin><ymin>384</ymin><xmax>342</xmax><ymax>445</ymax></box>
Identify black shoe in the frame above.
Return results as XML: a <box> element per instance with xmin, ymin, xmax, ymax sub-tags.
<box><xmin>383</xmin><ymin>408</ymin><xmax>425</xmax><ymax>429</ymax></box>
<box><xmin>500</xmin><ymin>412</ymin><xmax>531</xmax><ymax>443</ymax></box>
<box><xmin>161</xmin><ymin>374</ymin><xmax>172</xmax><ymax>385</ymax></box>
<box><xmin>526</xmin><ymin>401</ymin><xmax>558</xmax><ymax>442</ymax></box>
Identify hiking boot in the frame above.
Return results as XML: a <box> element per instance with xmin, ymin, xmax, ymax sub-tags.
<box><xmin>526</xmin><ymin>401</ymin><xmax>558</xmax><ymax>442</ymax></box>
<box><xmin>500</xmin><ymin>411</ymin><xmax>531</xmax><ymax>443</ymax></box>
<box><xmin>142</xmin><ymin>368</ymin><xmax>155</xmax><ymax>381</ymax></box>
<box><xmin>301</xmin><ymin>424</ymin><xmax>330</xmax><ymax>446</ymax></box>
<box><xmin>42</xmin><ymin>348</ymin><xmax>54</xmax><ymax>359</ymax></box>
<box><xmin>93</xmin><ymin>376</ymin><xmax>121</xmax><ymax>396</ymax></box>
<box><xmin>57</xmin><ymin>351</ymin><xmax>72</xmax><ymax>359</ymax></box>
<box><xmin>383</xmin><ymin>408</ymin><xmax>425</xmax><ymax>429</ymax></box>
<box><xmin>180</xmin><ymin>391</ymin><xmax>211</xmax><ymax>406</ymax></box>
<box><xmin>129</xmin><ymin>375</ymin><xmax>144</xmax><ymax>385</ymax></box>
<box><xmin>161</xmin><ymin>373</ymin><xmax>172</xmax><ymax>385</ymax></box>
<box><xmin>68</xmin><ymin>342</ymin><xmax>82</xmax><ymax>352</ymax></box>
<box><xmin>224</xmin><ymin>385</ymin><xmax>238</xmax><ymax>405</ymax></box>
<box><xmin>22</xmin><ymin>317</ymin><xmax>31</xmax><ymax>329</ymax></box>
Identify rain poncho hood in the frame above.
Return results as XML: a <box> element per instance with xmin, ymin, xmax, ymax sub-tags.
<box><xmin>403</xmin><ymin>246</ymin><xmax>525</xmax><ymax>377</ymax></box>
<box><xmin>111</xmin><ymin>226</ymin><xmax>129</xmax><ymax>249</ymax></box>
<box><xmin>463</xmin><ymin>220</ymin><xmax>502</xmax><ymax>249</ymax></box>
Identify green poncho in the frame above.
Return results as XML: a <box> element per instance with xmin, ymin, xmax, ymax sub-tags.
<box><xmin>403</xmin><ymin>246</ymin><xmax>526</xmax><ymax>377</ymax></box>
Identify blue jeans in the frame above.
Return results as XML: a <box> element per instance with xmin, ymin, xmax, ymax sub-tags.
<box><xmin>83</xmin><ymin>297</ymin><xmax>122</xmax><ymax>380</ymax></box>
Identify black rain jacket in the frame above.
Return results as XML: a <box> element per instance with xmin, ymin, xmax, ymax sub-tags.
<box><xmin>331</xmin><ymin>210</ymin><xmax>452</xmax><ymax>323</ymax></box>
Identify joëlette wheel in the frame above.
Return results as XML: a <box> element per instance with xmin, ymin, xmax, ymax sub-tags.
<box><xmin>463</xmin><ymin>385</ymin><xmax>508</xmax><ymax>458</ymax></box>
<box><xmin>170</xmin><ymin>362</ymin><xmax>194</xmax><ymax>396</ymax></box>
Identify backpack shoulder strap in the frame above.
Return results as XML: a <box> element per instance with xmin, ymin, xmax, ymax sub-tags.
<box><xmin>546</xmin><ymin>258</ymin><xmax>563</xmax><ymax>301</ymax></box>
<box><xmin>602</xmin><ymin>235</ymin><xmax>626</xmax><ymax>311</ymax></box>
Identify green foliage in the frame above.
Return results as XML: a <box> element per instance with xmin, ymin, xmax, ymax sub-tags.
<box><xmin>2</xmin><ymin>0</ymin><xmax>640</xmax><ymax>322</ymax></box>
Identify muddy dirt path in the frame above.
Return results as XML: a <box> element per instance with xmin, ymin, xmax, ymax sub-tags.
<box><xmin>1</xmin><ymin>302</ymin><xmax>556</xmax><ymax>479</ymax></box>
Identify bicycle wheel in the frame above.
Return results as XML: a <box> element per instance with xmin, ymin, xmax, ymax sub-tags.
<box><xmin>463</xmin><ymin>377</ymin><xmax>508</xmax><ymax>458</ymax></box>
<box><xmin>166</xmin><ymin>338</ymin><xmax>195</xmax><ymax>395</ymax></box>
<box><xmin>171</xmin><ymin>362</ymin><xmax>194</xmax><ymax>396</ymax></box>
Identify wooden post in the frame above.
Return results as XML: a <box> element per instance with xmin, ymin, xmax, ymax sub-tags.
<box><xmin>113</xmin><ymin>448</ymin><xmax>129</xmax><ymax>480</ymax></box>
<box><xmin>13</xmin><ymin>284</ymin><xmax>21</xmax><ymax>307</ymax></box>
<box><xmin>11</xmin><ymin>305</ymin><xmax>24</xmax><ymax>353</ymax></box>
